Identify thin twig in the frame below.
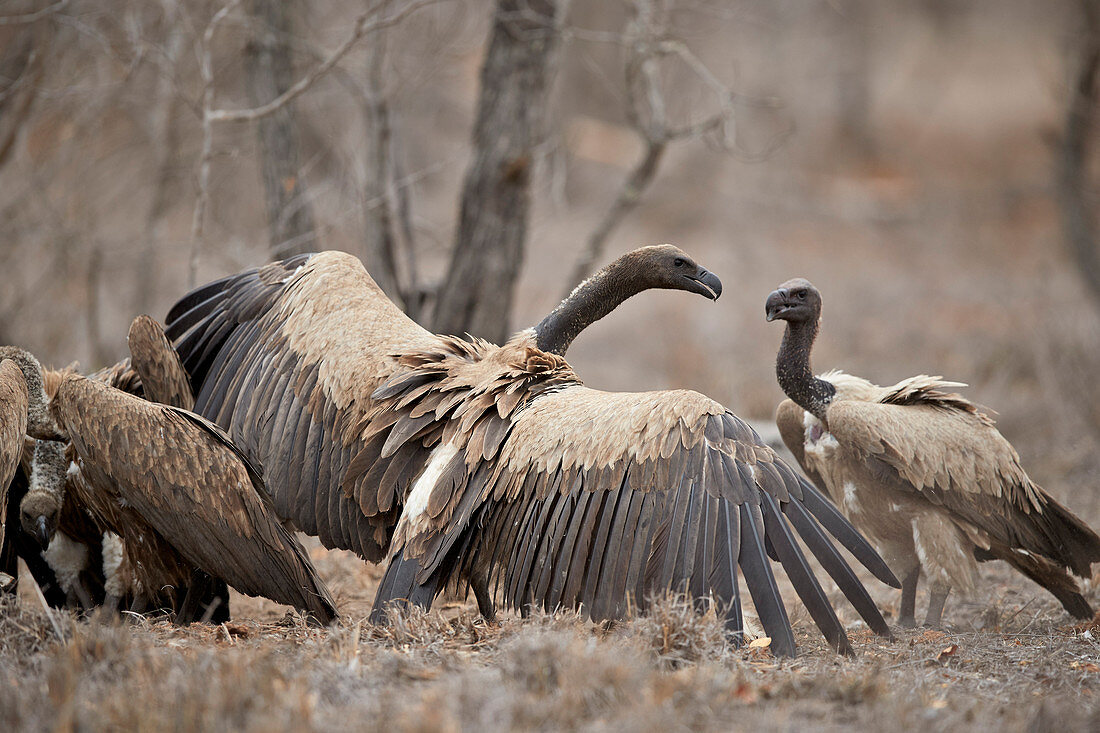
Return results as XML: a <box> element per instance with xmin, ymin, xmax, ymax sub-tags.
<box><xmin>207</xmin><ymin>0</ymin><xmax>443</xmax><ymax>123</ymax></box>
<box><xmin>189</xmin><ymin>0</ymin><xmax>242</xmax><ymax>288</ymax></box>
<box><xmin>0</xmin><ymin>0</ymin><xmax>69</xmax><ymax>25</ymax></box>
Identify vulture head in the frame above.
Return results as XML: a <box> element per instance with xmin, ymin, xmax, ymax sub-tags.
<box><xmin>20</xmin><ymin>490</ymin><xmax>59</xmax><ymax>549</ymax></box>
<box><xmin>535</xmin><ymin>244</ymin><xmax>722</xmax><ymax>356</ymax></box>
<box><xmin>629</xmin><ymin>244</ymin><xmax>723</xmax><ymax>300</ymax></box>
<box><xmin>0</xmin><ymin>346</ymin><xmax>65</xmax><ymax>441</ymax></box>
<box><xmin>21</xmin><ymin>440</ymin><xmax>68</xmax><ymax>548</ymax></box>
<box><xmin>765</xmin><ymin>278</ymin><xmax>821</xmax><ymax>324</ymax></box>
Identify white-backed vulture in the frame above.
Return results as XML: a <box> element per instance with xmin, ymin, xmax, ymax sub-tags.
<box><xmin>0</xmin><ymin>358</ymin><xmax>28</xmax><ymax>551</ymax></box>
<box><xmin>163</xmin><ymin>247</ymin><xmax>722</xmax><ymax>564</ymax></box>
<box><xmin>765</xmin><ymin>278</ymin><xmax>1100</xmax><ymax>626</ymax></box>
<box><xmin>165</xmin><ymin>248</ymin><xmax>900</xmax><ymax>655</ymax></box>
<box><xmin>2</xmin><ymin>344</ymin><xmax>337</xmax><ymax>624</ymax></box>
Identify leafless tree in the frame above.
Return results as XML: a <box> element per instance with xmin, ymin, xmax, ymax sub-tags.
<box><xmin>432</xmin><ymin>0</ymin><xmax>569</xmax><ymax>344</ymax></box>
<box><xmin>1060</xmin><ymin>0</ymin><xmax>1100</xmax><ymax>311</ymax></box>
<box><xmin>563</xmin><ymin>0</ymin><xmax>788</xmax><ymax>294</ymax></box>
<box><xmin>245</xmin><ymin>0</ymin><xmax>318</xmax><ymax>257</ymax></box>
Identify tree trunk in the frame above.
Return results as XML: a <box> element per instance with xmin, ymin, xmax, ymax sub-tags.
<box><xmin>432</xmin><ymin>0</ymin><xmax>565</xmax><ymax>343</ymax></box>
<box><xmin>362</xmin><ymin>30</ymin><xmax>403</xmax><ymax>307</ymax></box>
<box><xmin>245</xmin><ymin>0</ymin><xmax>318</xmax><ymax>257</ymax></box>
<box><xmin>1060</xmin><ymin>0</ymin><xmax>1100</xmax><ymax>310</ymax></box>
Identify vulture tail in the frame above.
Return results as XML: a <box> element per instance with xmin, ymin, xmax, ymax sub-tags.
<box><xmin>370</xmin><ymin>548</ymin><xmax>443</xmax><ymax>624</ymax></box>
<box><xmin>1038</xmin><ymin>497</ymin><xmax>1100</xmax><ymax>579</ymax></box>
<box><xmin>976</xmin><ymin>543</ymin><xmax>1095</xmax><ymax>620</ymax></box>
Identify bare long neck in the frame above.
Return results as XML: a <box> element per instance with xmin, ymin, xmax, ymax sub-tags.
<box><xmin>30</xmin><ymin>440</ymin><xmax>67</xmax><ymax>502</ymax></box>
<box><xmin>776</xmin><ymin>318</ymin><xmax>836</xmax><ymax>422</ymax></box>
<box><xmin>0</xmin><ymin>348</ymin><xmax>63</xmax><ymax>439</ymax></box>
<box><xmin>535</xmin><ymin>262</ymin><xmax>643</xmax><ymax>356</ymax></box>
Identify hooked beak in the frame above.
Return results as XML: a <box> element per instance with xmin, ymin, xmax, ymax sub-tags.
<box><xmin>765</xmin><ymin>288</ymin><xmax>792</xmax><ymax>322</ymax></box>
<box><xmin>35</xmin><ymin>515</ymin><xmax>50</xmax><ymax>549</ymax></box>
<box><xmin>684</xmin><ymin>267</ymin><xmax>723</xmax><ymax>301</ymax></box>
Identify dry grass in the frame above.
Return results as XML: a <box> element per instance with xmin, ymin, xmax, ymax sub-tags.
<box><xmin>4</xmin><ymin>551</ymin><xmax>1100</xmax><ymax>733</ymax></box>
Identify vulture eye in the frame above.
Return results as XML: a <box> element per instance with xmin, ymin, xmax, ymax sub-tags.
<box><xmin>673</xmin><ymin>257</ymin><xmax>686</xmax><ymax>268</ymax></box>
<box><xmin>796</xmin><ymin>291</ymin><xmax>806</xmax><ymax>300</ymax></box>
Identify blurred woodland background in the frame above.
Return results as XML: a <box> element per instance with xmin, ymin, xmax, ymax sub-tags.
<box><xmin>2</xmin><ymin>0</ymin><xmax>1100</xmax><ymax>524</ymax></box>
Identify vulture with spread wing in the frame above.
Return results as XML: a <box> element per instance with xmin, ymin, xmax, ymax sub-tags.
<box><xmin>167</xmin><ymin>248</ymin><xmax>899</xmax><ymax>655</ymax></box>
<box><xmin>766</xmin><ymin>278</ymin><xmax>1100</xmax><ymax>626</ymax></box>
<box><xmin>3</xmin><ymin>341</ymin><xmax>337</xmax><ymax>624</ymax></box>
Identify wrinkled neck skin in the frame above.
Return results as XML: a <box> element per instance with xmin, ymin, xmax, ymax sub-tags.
<box><xmin>534</xmin><ymin>262</ymin><xmax>645</xmax><ymax>356</ymax></box>
<box><xmin>776</xmin><ymin>318</ymin><xmax>836</xmax><ymax>423</ymax></box>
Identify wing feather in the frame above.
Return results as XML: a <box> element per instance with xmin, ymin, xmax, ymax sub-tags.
<box><xmin>374</xmin><ymin>383</ymin><xmax>894</xmax><ymax>656</ymax></box>
<box><xmin>55</xmin><ymin>375</ymin><xmax>335</xmax><ymax>622</ymax></box>
<box><xmin>165</xmin><ymin>252</ymin><xmax>444</xmax><ymax>561</ymax></box>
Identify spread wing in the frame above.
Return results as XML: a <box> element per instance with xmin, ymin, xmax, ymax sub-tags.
<box><xmin>128</xmin><ymin>315</ymin><xmax>193</xmax><ymax>409</ymax></box>
<box><xmin>55</xmin><ymin>375</ymin><xmax>337</xmax><ymax>622</ymax></box>
<box><xmin>164</xmin><ymin>251</ymin><xmax>445</xmax><ymax>561</ymax></box>
<box><xmin>0</xmin><ymin>360</ymin><xmax>28</xmax><ymax>548</ymax></box>
<box><xmin>377</xmin><ymin>384</ymin><xmax>900</xmax><ymax>657</ymax></box>
<box><xmin>826</xmin><ymin>388</ymin><xmax>1100</xmax><ymax>576</ymax></box>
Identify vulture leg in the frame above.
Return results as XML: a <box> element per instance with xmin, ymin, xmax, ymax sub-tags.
<box><xmin>470</xmin><ymin>566</ymin><xmax>497</xmax><ymax>624</ymax></box>
<box><xmin>924</xmin><ymin>583</ymin><xmax>950</xmax><ymax>628</ymax></box>
<box><xmin>898</xmin><ymin>568</ymin><xmax>919</xmax><ymax>628</ymax></box>
<box><xmin>71</xmin><ymin>579</ymin><xmax>95</xmax><ymax>611</ymax></box>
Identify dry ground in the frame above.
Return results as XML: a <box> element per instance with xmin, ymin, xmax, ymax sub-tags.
<box><xmin>2</xmin><ymin>539</ymin><xmax>1100</xmax><ymax>732</ymax></box>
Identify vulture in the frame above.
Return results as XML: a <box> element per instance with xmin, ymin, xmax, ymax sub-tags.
<box><xmin>166</xmin><ymin>247</ymin><xmax>900</xmax><ymax>656</ymax></box>
<box><xmin>17</xmin><ymin>358</ymin><xmax>142</xmax><ymax>612</ymax></box>
<box><xmin>0</xmin><ymin>358</ymin><xmax>28</xmax><ymax>550</ymax></box>
<box><xmin>2</xmin><ymin>341</ymin><xmax>338</xmax><ymax>624</ymax></box>
<box><xmin>766</xmin><ymin>278</ymin><xmax>1100</xmax><ymax>626</ymax></box>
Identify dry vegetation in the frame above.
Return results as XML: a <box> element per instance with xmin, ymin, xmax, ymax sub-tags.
<box><xmin>3</xmin><ymin>554</ymin><xmax>1100</xmax><ymax>732</ymax></box>
<box><xmin>4</xmin><ymin>0</ymin><xmax>1100</xmax><ymax>730</ymax></box>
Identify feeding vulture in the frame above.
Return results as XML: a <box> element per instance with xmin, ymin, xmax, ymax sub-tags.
<box><xmin>2</xmin><ymin>342</ymin><xmax>337</xmax><ymax>624</ymax></box>
<box><xmin>766</xmin><ymin>278</ymin><xmax>1100</xmax><ymax>626</ymax></box>
<box><xmin>166</xmin><ymin>247</ymin><xmax>900</xmax><ymax>656</ymax></box>
<box><xmin>0</xmin><ymin>358</ymin><xmax>28</xmax><ymax>552</ymax></box>
<box><xmin>15</xmin><ymin>361</ymin><xmax>142</xmax><ymax>610</ymax></box>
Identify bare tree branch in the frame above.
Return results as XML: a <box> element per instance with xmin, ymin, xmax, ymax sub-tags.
<box><xmin>246</xmin><ymin>0</ymin><xmax>318</xmax><ymax>257</ymax></box>
<box><xmin>433</xmin><ymin>0</ymin><xmax>570</xmax><ymax>342</ymax></box>
<box><xmin>0</xmin><ymin>0</ymin><xmax>69</xmax><ymax>26</ymax></box>
<box><xmin>361</xmin><ymin>13</ymin><xmax>403</xmax><ymax>308</ymax></box>
<box><xmin>208</xmin><ymin>0</ymin><xmax>442</xmax><ymax>124</ymax></box>
<box><xmin>563</xmin><ymin>0</ymin><xmax>788</xmax><ymax>291</ymax></box>
<box><xmin>189</xmin><ymin>0</ymin><xmax>242</xmax><ymax>288</ymax></box>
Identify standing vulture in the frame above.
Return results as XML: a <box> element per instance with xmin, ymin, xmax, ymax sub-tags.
<box><xmin>2</xmin><ymin>343</ymin><xmax>337</xmax><ymax>624</ymax></box>
<box><xmin>166</xmin><ymin>248</ymin><xmax>899</xmax><ymax>655</ymax></box>
<box><xmin>765</xmin><ymin>278</ymin><xmax>1100</xmax><ymax>626</ymax></box>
